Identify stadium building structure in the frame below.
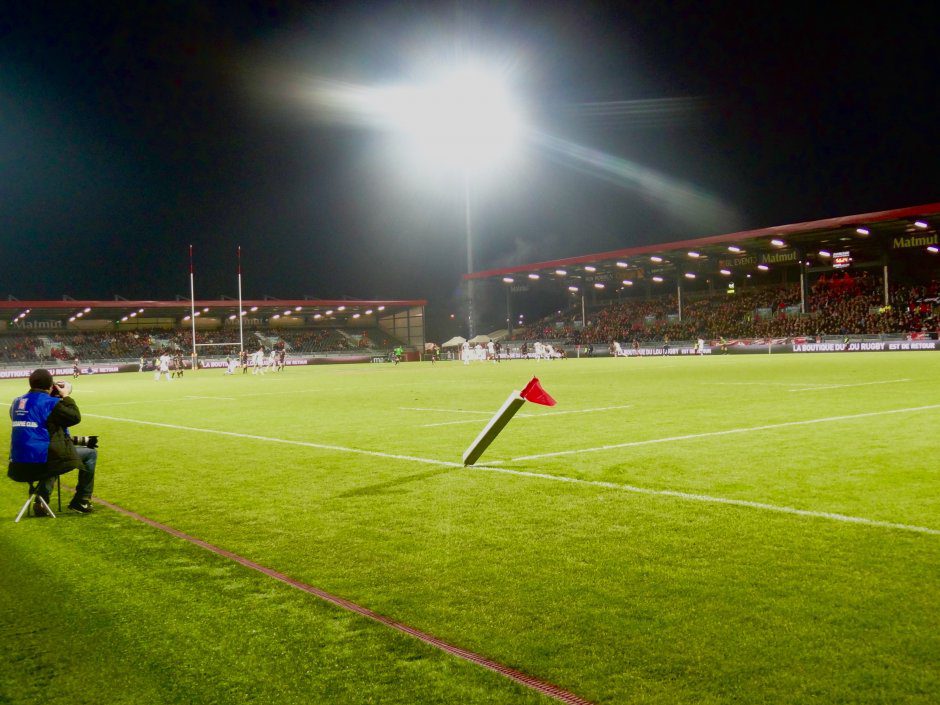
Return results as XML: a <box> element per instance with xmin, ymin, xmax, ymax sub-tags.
<box><xmin>464</xmin><ymin>202</ymin><xmax>940</xmax><ymax>332</ymax></box>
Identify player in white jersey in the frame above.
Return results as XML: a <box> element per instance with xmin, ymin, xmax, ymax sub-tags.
<box><xmin>486</xmin><ymin>340</ymin><xmax>495</xmax><ymax>361</ymax></box>
<box><xmin>461</xmin><ymin>341</ymin><xmax>471</xmax><ymax>365</ymax></box>
<box><xmin>155</xmin><ymin>353</ymin><xmax>172</xmax><ymax>381</ymax></box>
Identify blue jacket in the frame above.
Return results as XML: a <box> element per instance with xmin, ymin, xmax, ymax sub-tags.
<box><xmin>7</xmin><ymin>390</ymin><xmax>82</xmax><ymax>483</ymax></box>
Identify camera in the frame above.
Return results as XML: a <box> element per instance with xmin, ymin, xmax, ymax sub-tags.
<box><xmin>72</xmin><ymin>435</ymin><xmax>99</xmax><ymax>449</ymax></box>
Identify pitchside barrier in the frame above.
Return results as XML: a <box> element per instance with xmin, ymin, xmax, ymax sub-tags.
<box><xmin>1</xmin><ymin>336</ymin><xmax>938</xmax><ymax>377</ymax></box>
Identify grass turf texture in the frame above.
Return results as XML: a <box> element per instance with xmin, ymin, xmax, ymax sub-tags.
<box><xmin>1</xmin><ymin>353</ymin><xmax>938</xmax><ymax>704</ymax></box>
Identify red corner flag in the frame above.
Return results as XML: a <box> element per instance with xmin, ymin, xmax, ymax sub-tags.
<box><xmin>520</xmin><ymin>377</ymin><xmax>556</xmax><ymax>407</ymax></box>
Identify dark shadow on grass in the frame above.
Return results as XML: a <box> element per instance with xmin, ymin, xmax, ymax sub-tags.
<box><xmin>335</xmin><ymin>467</ymin><xmax>454</xmax><ymax>498</ymax></box>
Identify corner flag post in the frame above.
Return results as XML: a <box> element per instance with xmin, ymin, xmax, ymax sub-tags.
<box><xmin>462</xmin><ymin>377</ymin><xmax>556</xmax><ymax>466</ymax></box>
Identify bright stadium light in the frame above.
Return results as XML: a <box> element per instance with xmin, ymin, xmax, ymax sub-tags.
<box><xmin>928</xmin><ymin>246</ymin><xmax>939</xmax><ymax>254</ymax></box>
<box><xmin>652</xmin><ymin>276</ymin><xmax>664</xmax><ymax>282</ymax></box>
<box><xmin>584</xmin><ymin>265</ymin><xmax>597</xmax><ymax>272</ymax></box>
<box><xmin>555</xmin><ymin>269</ymin><xmax>567</xmax><ymax>276</ymax></box>
<box><xmin>622</xmin><ymin>279</ymin><xmax>633</xmax><ymax>286</ymax></box>
<box><xmin>616</xmin><ymin>261</ymin><xmax>629</xmax><ymax>268</ymax></box>
<box><xmin>527</xmin><ymin>273</ymin><xmax>540</xmax><ymax>280</ymax></box>
<box><xmin>728</xmin><ymin>246</ymin><xmax>743</xmax><ymax>253</ymax></box>
<box><xmin>650</xmin><ymin>256</ymin><xmax>663</xmax><ymax>263</ymax></box>
<box><xmin>502</xmin><ymin>276</ymin><xmax>514</xmax><ymax>283</ymax></box>
<box><xmin>371</xmin><ymin>65</ymin><xmax>524</xmax><ymax>171</ymax></box>
<box><xmin>758</xmin><ymin>264</ymin><xmax>770</xmax><ymax>271</ymax></box>
<box><xmin>770</xmin><ymin>239</ymin><xmax>785</xmax><ymax>247</ymax></box>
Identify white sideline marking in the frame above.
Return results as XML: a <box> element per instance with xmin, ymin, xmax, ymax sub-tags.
<box><xmin>185</xmin><ymin>395</ymin><xmax>236</xmax><ymax>401</ymax></box>
<box><xmin>787</xmin><ymin>379</ymin><xmax>910</xmax><ymax>392</ymax></box>
<box><xmin>704</xmin><ymin>381</ymin><xmax>820</xmax><ymax>387</ymax></box>
<box><xmin>400</xmin><ymin>407</ymin><xmax>493</xmax><ymax>415</ymax></box>
<box><xmin>420</xmin><ymin>405</ymin><xmax>633</xmax><ymax>428</ymax></box>
<box><xmin>84</xmin><ymin>412</ymin><xmax>465</xmax><ymax>468</ymax></box>
<box><xmin>507</xmin><ymin>404</ymin><xmax>940</xmax><ymax>462</ymax></box>
<box><xmin>78</xmin><ymin>408</ymin><xmax>940</xmax><ymax>537</ymax></box>
<box><xmin>470</xmin><ymin>466</ymin><xmax>940</xmax><ymax>536</ymax></box>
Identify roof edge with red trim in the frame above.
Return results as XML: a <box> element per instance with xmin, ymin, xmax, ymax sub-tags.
<box><xmin>463</xmin><ymin>202</ymin><xmax>940</xmax><ymax>280</ymax></box>
<box><xmin>0</xmin><ymin>298</ymin><xmax>426</xmax><ymax>311</ymax></box>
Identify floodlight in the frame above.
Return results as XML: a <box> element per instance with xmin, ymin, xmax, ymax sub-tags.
<box><xmin>819</xmin><ymin>250</ymin><xmax>831</xmax><ymax>257</ymax></box>
<box><xmin>69</xmin><ymin>317</ymin><xmax>75</xmax><ymax>322</ymax></box>
<box><xmin>182</xmin><ymin>316</ymin><xmax>189</xmax><ymax>321</ymax></box>
<box><xmin>855</xmin><ymin>227</ymin><xmax>870</xmax><ymax>235</ymax></box>
<box><xmin>914</xmin><ymin>220</ymin><xmax>928</xmax><ymax>229</ymax></box>
<box><xmin>250</xmin><ymin>306</ymin><xmax>258</xmax><ymax>312</ymax></box>
<box><xmin>352</xmin><ymin>313</ymin><xmax>361</xmax><ymax>319</ymax></box>
<box><xmin>622</xmin><ymin>279</ymin><xmax>633</xmax><ymax>286</ymax></box>
<box><xmin>555</xmin><ymin>269</ymin><xmax>567</xmax><ymax>276</ymax></box>
<box><xmin>652</xmin><ymin>276</ymin><xmax>663</xmax><ymax>282</ymax></box>
<box><xmin>684</xmin><ymin>272</ymin><xmax>696</xmax><ymax>279</ymax></box>
<box><xmin>272</xmin><ymin>314</ymin><xmax>280</xmax><ymax>319</ymax></box>
<box><xmin>527</xmin><ymin>273</ymin><xmax>539</xmax><ymax>280</ymax></box>
<box><xmin>295</xmin><ymin>306</ymin><xmax>302</xmax><ymax>311</ymax></box>
<box><xmin>567</xmin><ymin>285</ymin><xmax>578</xmax><ymax>292</ymax></box>
<box><xmin>325</xmin><ymin>310</ymin><xmax>334</xmax><ymax>315</ymax></box>
<box><xmin>616</xmin><ymin>261</ymin><xmax>628</xmax><ymax>268</ymax></box>
<box><xmin>584</xmin><ymin>265</ymin><xmax>596</xmax><ymax>272</ymax></box>
<box><xmin>502</xmin><ymin>277</ymin><xmax>514</xmax><ymax>283</ymax></box>
<box><xmin>76</xmin><ymin>312</ymin><xmax>84</xmax><ymax>318</ymax></box>
<box><xmin>138</xmin><ymin>308</ymin><xmax>144</xmax><ymax>313</ymax></box>
<box><xmin>650</xmin><ymin>256</ymin><xmax>663</xmax><ymax>263</ymax></box>
<box><xmin>229</xmin><ymin>314</ymin><xmax>236</xmax><ymax>320</ymax></box>
<box><xmin>203</xmin><ymin>307</ymin><xmax>209</xmax><ymax>312</ymax></box>
<box><xmin>365</xmin><ymin>309</ymin><xmax>373</xmax><ymax>314</ymax></box>
<box><xmin>928</xmin><ymin>246</ymin><xmax>939</xmax><ymax>254</ymax></box>
<box><xmin>687</xmin><ymin>251</ymin><xmax>701</xmax><ymax>258</ymax></box>
<box><xmin>594</xmin><ymin>282</ymin><xmax>605</xmax><ymax>289</ymax></box>
<box><xmin>372</xmin><ymin>66</ymin><xmax>524</xmax><ymax>171</ymax></box>
<box><xmin>377</xmin><ymin>306</ymin><xmax>385</xmax><ymax>311</ymax></box>
<box><xmin>728</xmin><ymin>246</ymin><xmax>743</xmax><ymax>253</ymax></box>
<box><xmin>770</xmin><ymin>239</ymin><xmax>785</xmax><ymax>247</ymax></box>
<box><xmin>720</xmin><ymin>269</ymin><xmax>731</xmax><ymax>275</ymax></box>
<box><xmin>337</xmin><ymin>306</ymin><xmax>346</xmax><ymax>311</ymax></box>
<box><xmin>283</xmin><ymin>310</ymin><xmax>292</xmax><ymax>316</ymax></box>
<box><xmin>314</xmin><ymin>313</ymin><xmax>322</xmax><ymax>319</ymax></box>
<box><xmin>83</xmin><ymin>307</ymin><xmax>91</xmax><ymax>313</ymax></box>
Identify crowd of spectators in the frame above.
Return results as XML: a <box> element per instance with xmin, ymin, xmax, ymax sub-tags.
<box><xmin>0</xmin><ymin>326</ymin><xmax>396</xmax><ymax>364</ymax></box>
<box><xmin>514</xmin><ymin>273</ymin><xmax>939</xmax><ymax>344</ymax></box>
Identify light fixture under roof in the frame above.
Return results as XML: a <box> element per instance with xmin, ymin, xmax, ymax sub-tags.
<box><xmin>295</xmin><ymin>306</ymin><xmax>302</xmax><ymax>311</ymax></box>
<box><xmin>554</xmin><ymin>269</ymin><xmax>567</xmax><ymax>276</ymax></box>
<box><xmin>855</xmin><ymin>227</ymin><xmax>870</xmax><ymax>235</ymax></box>
<box><xmin>593</xmin><ymin>282</ymin><xmax>605</xmax><ymax>289</ymax></box>
<box><xmin>283</xmin><ymin>310</ymin><xmax>292</xmax><ymax>316</ymax></box>
<box><xmin>502</xmin><ymin>276</ymin><xmax>514</xmax><ymax>283</ymax></box>
<box><xmin>567</xmin><ymin>285</ymin><xmax>578</xmax><ymax>292</ymax></box>
<box><xmin>770</xmin><ymin>239</ymin><xmax>785</xmax><ymax>247</ymax></box>
<box><xmin>688</xmin><ymin>251</ymin><xmax>701</xmax><ymax>258</ymax></box>
<box><xmin>325</xmin><ymin>310</ymin><xmax>334</xmax><ymax>315</ymax></box>
<box><xmin>337</xmin><ymin>306</ymin><xmax>346</xmax><ymax>311</ymax></box>
<box><xmin>377</xmin><ymin>306</ymin><xmax>385</xmax><ymax>311</ymax></box>
<box><xmin>584</xmin><ymin>265</ymin><xmax>596</xmax><ymax>272</ymax></box>
<box><xmin>928</xmin><ymin>246</ymin><xmax>939</xmax><ymax>254</ymax></box>
<box><xmin>914</xmin><ymin>220</ymin><xmax>928</xmax><ymax>229</ymax></box>
<box><xmin>720</xmin><ymin>269</ymin><xmax>731</xmax><ymax>275</ymax></box>
<box><xmin>616</xmin><ymin>261</ymin><xmax>628</xmax><ymax>268</ymax></box>
<box><xmin>758</xmin><ymin>264</ymin><xmax>769</xmax><ymax>271</ymax></box>
<box><xmin>622</xmin><ymin>279</ymin><xmax>633</xmax><ymax>286</ymax></box>
<box><xmin>728</xmin><ymin>246</ymin><xmax>743</xmax><ymax>253</ymax></box>
<box><xmin>819</xmin><ymin>250</ymin><xmax>831</xmax><ymax>257</ymax></box>
<box><xmin>652</xmin><ymin>276</ymin><xmax>663</xmax><ymax>282</ymax></box>
<box><xmin>83</xmin><ymin>307</ymin><xmax>91</xmax><ymax>313</ymax></box>
<box><xmin>684</xmin><ymin>272</ymin><xmax>696</xmax><ymax>279</ymax></box>
<box><xmin>650</xmin><ymin>256</ymin><xmax>663</xmax><ymax>263</ymax></box>
<box><xmin>527</xmin><ymin>273</ymin><xmax>539</xmax><ymax>280</ymax></box>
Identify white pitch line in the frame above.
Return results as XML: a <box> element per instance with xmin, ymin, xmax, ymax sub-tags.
<box><xmin>68</xmin><ymin>409</ymin><xmax>940</xmax><ymax>537</ymax></box>
<box><xmin>470</xmin><ymin>466</ymin><xmax>940</xmax><ymax>536</ymax></box>
<box><xmin>400</xmin><ymin>407</ymin><xmax>493</xmax><ymax>415</ymax></box>
<box><xmin>507</xmin><ymin>404</ymin><xmax>940</xmax><ymax>462</ymax></box>
<box><xmin>787</xmin><ymin>379</ymin><xmax>910</xmax><ymax>392</ymax></box>
<box><xmin>420</xmin><ymin>405</ymin><xmax>633</xmax><ymax>428</ymax></box>
<box><xmin>83</xmin><ymin>412</ymin><xmax>465</xmax><ymax>468</ymax></box>
<box><xmin>184</xmin><ymin>395</ymin><xmax>237</xmax><ymax>401</ymax></box>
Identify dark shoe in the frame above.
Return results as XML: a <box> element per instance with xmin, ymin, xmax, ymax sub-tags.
<box><xmin>33</xmin><ymin>500</ymin><xmax>53</xmax><ymax>518</ymax></box>
<box><xmin>68</xmin><ymin>499</ymin><xmax>93</xmax><ymax>514</ymax></box>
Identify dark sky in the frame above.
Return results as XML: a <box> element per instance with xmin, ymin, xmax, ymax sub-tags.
<box><xmin>2</xmin><ymin>1</ymin><xmax>938</xmax><ymax>335</ymax></box>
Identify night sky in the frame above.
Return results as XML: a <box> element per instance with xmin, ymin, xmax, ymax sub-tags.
<box><xmin>2</xmin><ymin>1</ymin><xmax>937</xmax><ymax>336</ymax></box>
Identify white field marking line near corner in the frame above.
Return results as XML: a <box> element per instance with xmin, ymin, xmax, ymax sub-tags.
<box><xmin>51</xmin><ymin>408</ymin><xmax>940</xmax><ymax>536</ymax></box>
<box><xmin>468</xmin><ymin>466</ymin><xmax>940</xmax><ymax>536</ymax></box>
<box><xmin>82</xmin><ymin>412</ymin><xmax>466</xmax><ymax>468</ymax></box>
<box><xmin>419</xmin><ymin>405</ymin><xmax>633</xmax><ymax>428</ymax></box>
<box><xmin>505</xmin><ymin>404</ymin><xmax>940</xmax><ymax>462</ymax></box>
<box><xmin>787</xmin><ymin>379</ymin><xmax>911</xmax><ymax>392</ymax></box>
<box><xmin>400</xmin><ymin>407</ymin><xmax>493</xmax><ymax>415</ymax></box>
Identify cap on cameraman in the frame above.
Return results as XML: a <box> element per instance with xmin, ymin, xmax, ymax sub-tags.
<box><xmin>29</xmin><ymin>368</ymin><xmax>54</xmax><ymax>390</ymax></box>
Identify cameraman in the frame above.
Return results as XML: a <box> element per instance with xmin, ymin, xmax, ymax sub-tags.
<box><xmin>7</xmin><ymin>368</ymin><xmax>97</xmax><ymax>515</ymax></box>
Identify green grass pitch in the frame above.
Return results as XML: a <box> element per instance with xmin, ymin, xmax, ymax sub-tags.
<box><xmin>2</xmin><ymin>353</ymin><xmax>938</xmax><ymax>704</ymax></box>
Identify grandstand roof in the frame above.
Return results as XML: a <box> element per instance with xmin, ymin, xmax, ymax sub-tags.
<box><xmin>0</xmin><ymin>298</ymin><xmax>425</xmax><ymax>327</ymax></box>
<box><xmin>464</xmin><ymin>202</ymin><xmax>940</xmax><ymax>283</ymax></box>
